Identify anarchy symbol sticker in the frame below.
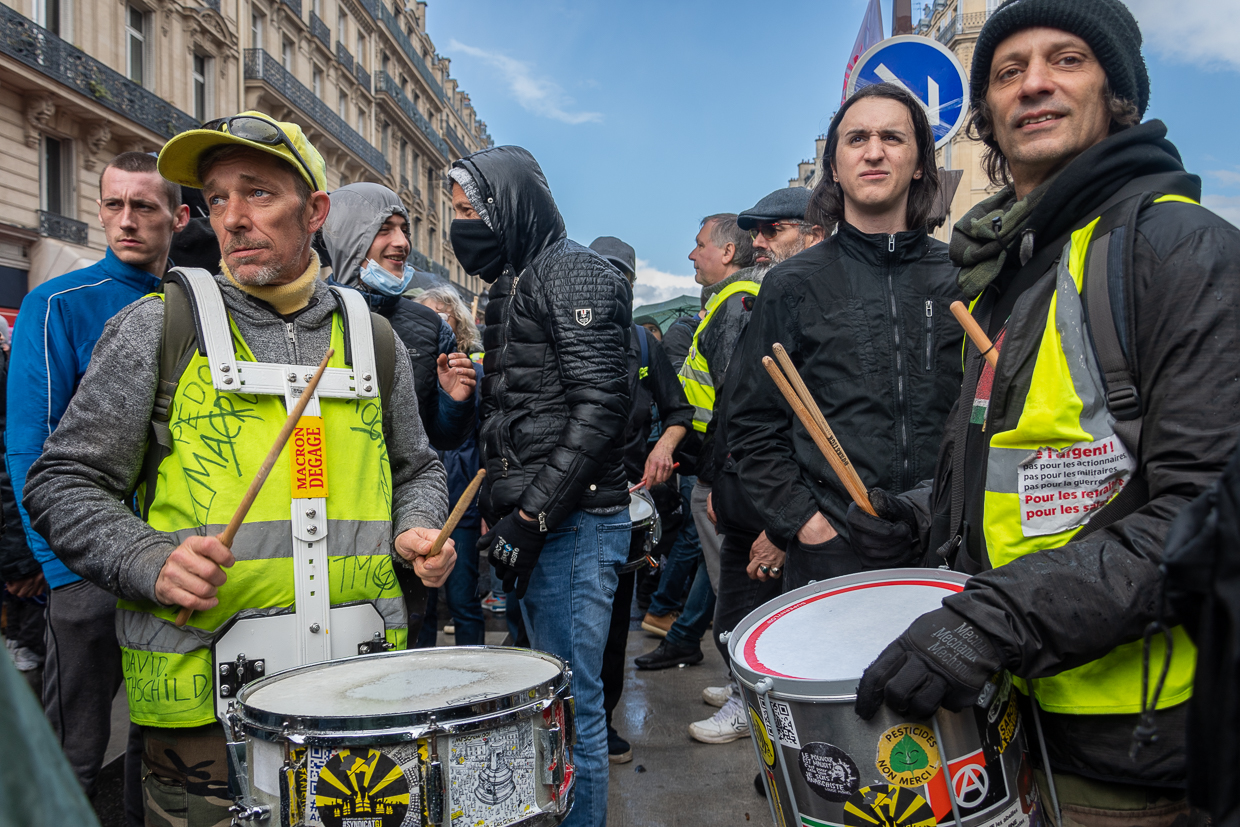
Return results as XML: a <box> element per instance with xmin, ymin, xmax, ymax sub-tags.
<box><xmin>952</xmin><ymin>763</ymin><xmax>989</xmax><ymax>808</ymax></box>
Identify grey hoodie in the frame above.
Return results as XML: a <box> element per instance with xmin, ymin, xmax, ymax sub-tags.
<box><xmin>23</xmin><ymin>272</ymin><xmax>448</xmax><ymax>603</ymax></box>
<box><xmin>321</xmin><ymin>182</ymin><xmax>410</xmax><ymax>286</ymax></box>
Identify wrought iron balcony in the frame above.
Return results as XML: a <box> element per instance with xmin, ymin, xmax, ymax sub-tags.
<box><xmin>38</xmin><ymin>210</ymin><xmax>88</xmax><ymax>245</ymax></box>
<box><xmin>0</xmin><ymin>4</ymin><xmax>199</xmax><ymax>139</ymax></box>
<box><xmin>400</xmin><ymin>174</ymin><xmax>409</xmax><ymax>192</ymax></box>
<box><xmin>375</xmin><ymin>1</ymin><xmax>443</xmax><ymax>100</ymax></box>
<box><xmin>336</xmin><ymin>41</ymin><xmax>353</xmax><ymax>75</ymax></box>
<box><xmin>444</xmin><ymin>123</ymin><xmax>468</xmax><ymax>158</ymax></box>
<box><xmin>355</xmin><ymin>63</ymin><xmax>371</xmax><ymax>94</ymax></box>
<box><xmin>310</xmin><ymin>12</ymin><xmax>330</xmax><ymax>49</ymax></box>
<box><xmin>281</xmin><ymin>0</ymin><xmax>302</xmax><ymax>16</ymax></box>
<box><xmin>244</xmin><ymin>48</ymin><xmax>389</xmax><ymax>175</ymax></box>
<box><xmin>936</xmin><ymin>13</ymin><xmax>960</xmax><ymax>45</ymax></box>
<box><xmin>376</xmin><ymin>71</ymin><xmax>449</xmax><ymax>160</ymax></box>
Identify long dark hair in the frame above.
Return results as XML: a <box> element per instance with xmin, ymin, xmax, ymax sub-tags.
<box><xmin>807</xmin><ymin>82</ymin><xmax>940</xmax><ymax>232</ymax></box>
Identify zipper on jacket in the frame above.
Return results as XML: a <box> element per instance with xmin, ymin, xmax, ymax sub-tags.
<box><xmin>924</xmin><ymin>300</ymin><xmax>934</xmax><ymax>372</ymax></box>
<box><xmin>885</xmin><ymin>234</ymin><xmax>911</xmax><ymax>491</ymax></box>
<box><xmin>494</xmin><ymin>273</ymin><xmax>521</xmax><ymax>479</ymax></box>
<box><xmin>285</xmin><ymin>322</ymin><xmax>298</xmax><ymax>364</ymax></box>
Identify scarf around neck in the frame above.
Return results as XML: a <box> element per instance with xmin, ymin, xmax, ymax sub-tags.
<box><xmin>221</xmin><ymin>254</ymin><xmax>321</xmax><ymax>315</ymax></box>
<box><xmin>950</xmin><ymin>180</ymin><xmax>1050</xmax><ymax>299</ymax></box>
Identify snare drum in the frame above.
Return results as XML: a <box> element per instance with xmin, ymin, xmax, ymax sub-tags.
<box><xmin>623</xmin><ymin>489</ymin><xmax>660</xmax><ymax>572</ymax></box>
<box><xmin>728</xmin><ymin>569</ymin><xmax>1039</xmax><ymax>827</ymax></box>
<box><xmin>228</xmin><ymin>646</ymin><xmax>576</xmax><ymax>827</ymax></box>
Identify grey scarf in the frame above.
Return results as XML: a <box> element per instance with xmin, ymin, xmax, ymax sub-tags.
<box><xmin>950</xmin><ymin>180</ymin><xmax>1051</xmax><ymax>298</ymax></box>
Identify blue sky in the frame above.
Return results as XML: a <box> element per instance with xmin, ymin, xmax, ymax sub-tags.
<box><xmin>427</xmin><ymin>0</ymin><xmax>1240</xmax><ymax>305</ymax></box>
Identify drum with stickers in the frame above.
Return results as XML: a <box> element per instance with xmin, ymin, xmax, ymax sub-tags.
<box><xmin>621</xmin><ymin>489</ymin><xmax>661</xmax><ymax>573</ymax></box>
<box><xmin>226</xmin><ymin>646</ymin><xmax>576</xmax><ymax>827</ymax></box>
<box><xmin>727</xmin><ymin>569</ymin><xmax>1040</xmax><ymax>827</ymax></box>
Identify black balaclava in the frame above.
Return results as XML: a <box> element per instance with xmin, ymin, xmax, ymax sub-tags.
<box><xmin>450</xmin><ymin>219</ymin><xmax>506</xmax><ymax>283</ymax></box>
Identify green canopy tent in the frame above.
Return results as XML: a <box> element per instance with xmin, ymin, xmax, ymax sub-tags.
<box><xmin>632</xmin><ymin>294</ymin><xmax>700</xmax><ymax>333</ymax></box>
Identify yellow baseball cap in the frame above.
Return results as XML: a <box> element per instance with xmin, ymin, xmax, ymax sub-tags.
<box><xmin>157</xmin><ymin>110</ymin><xmax>328</xmax><ymax>192</ymax></box>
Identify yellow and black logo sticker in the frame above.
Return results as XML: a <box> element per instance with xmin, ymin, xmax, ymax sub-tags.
<box><xmin>844</xmin><ymin>784</ymin><xmax>937</xmax><ymax>827</ymax></box>
<box><xmin>875</xmin><ymin>724</ymin><xmax>940</xmax><ymax>788</ymax></box>
<box><xmin>750</xmin><ymin>706</ymin><xmax>776</xmax><ymax>766</ymax></box>
<box><xmin>314</xmin><ymin>748</ymin><xmax>409</xmax><ymax>827</ymax></box>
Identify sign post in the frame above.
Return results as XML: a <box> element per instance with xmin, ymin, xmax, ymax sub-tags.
<box><xmin>845</xmin><ymin>35</ymin><xmax>970</xmax><ymax>148</ymax></box>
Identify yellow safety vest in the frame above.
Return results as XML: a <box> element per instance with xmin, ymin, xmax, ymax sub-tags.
<box><xmin>117</xmin><ymin>308</ymin><xmax>406</xmax><ymax>728</ymax></box>
<box><xmin>979</xmin><ymin>195</ymin><xmax>1198</xmax><ymax>715</ymax></box>
<box><xmin>679</xmin><ymin>280</ymin><xmax>760</xmax><ymax>432</ymax></box>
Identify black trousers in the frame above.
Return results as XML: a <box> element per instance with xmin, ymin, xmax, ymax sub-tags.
<box><xmin>601</xmin><ymin>569</ymin><xmax>635</xmax><ymax>727</ymax></box>
<box><xmin>713</xmin><ymin>530</ymin><xmax>783</xmax><ymax>663</ymax></box>
<box><xmin>782</xmin><ymin>534</ymin><xmax>864</xmax><ymax>593</ymax></box>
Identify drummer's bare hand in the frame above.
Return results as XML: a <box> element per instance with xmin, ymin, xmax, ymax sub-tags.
<box><xmin>155</xmin><ymin>535</ymin><xmax>234</xmax><ymax>611</ymax></box>
<box><xmin>706</xmin><ymin>491</ymin><xmax>717</xmax><ymax>525</ymax></box>
<box><xmin>394</xmin><ymin>527</ymin><xmax>457</xmax><ymax>588</ymax></box>
<box><xmin>642</xmin><ymin>441</ymin><xmax>676</xmax><ymax>489</ymax></box>
<box><xmin>6</xmin><ymin>572</ymin><xmax>46</xmax><ymax>598</ymax></box>
<box><xmin>437</xmin><ymin>352</ymin><xmax>476</xmax><ymax>402</ymax></box>
<box><xmin>797</xmin><ymin>512</ymin><xmax>838</xmax><ymax>545</ymax></box>
<box><xmin>746</xmin><ymin>532</ymin><xmax>786</xmax><ymax>581</ymax></box>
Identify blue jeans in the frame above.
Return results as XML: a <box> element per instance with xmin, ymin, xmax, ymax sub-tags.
<box><xmin>647</xmin><ymin>475</ymin><xmax>700</xmax><ymax>617</ymax></box>
<box><xmin>664</xmin><ymin>555</ymin><xmax>716</xmax><ymax>651</ymax></box>
<box><xmin>519</xmin><ymin>508</ymin><xmax>628</xmax><ymax>827</ymax></box>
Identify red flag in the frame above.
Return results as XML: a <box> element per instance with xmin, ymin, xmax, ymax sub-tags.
<box><xmin>842</xmin><ymin>0</ymin><xmax>886</xmax><ymax>103</ymax></box>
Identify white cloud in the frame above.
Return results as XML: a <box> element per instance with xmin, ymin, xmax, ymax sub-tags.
<box><xmin>448</xmin><ymin>40</ymin><xmax>602</xmax><ymax>125</ymax></box>
<box><xmin>1208</xmin><ymin>169</ymin><xmax>1240</xmax><ymax>188</ymax></box>
<box><xmin>1126</xmin><ymin>0</ymin><xmax>1240</xmax><ymax>72</ymax></box>
<box><xmin>1202</xmin><ymin>195</ymin><xmax>1240</xmax><ymax>227</ymax></box>
<box><xmin>631</xmin><ymin>258</ymin><xmax>699</xmax><ymax>307</ymax></box>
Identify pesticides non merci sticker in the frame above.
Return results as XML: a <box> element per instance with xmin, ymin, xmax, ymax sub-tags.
<box><xmin>875</xmin><ymin>724</ymin><xmax>940</xmax><ymax>788</ymax></box>
<box><xmin>1016</xmin><ymin>434</ymin><xmax>1134</xmax><ymax>537</ymax></box>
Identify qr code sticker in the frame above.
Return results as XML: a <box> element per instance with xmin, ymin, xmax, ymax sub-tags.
<box><xmin>771</xmin><ymin>700</ymin><xmax>800</xmax><ymax>749</ymax></box>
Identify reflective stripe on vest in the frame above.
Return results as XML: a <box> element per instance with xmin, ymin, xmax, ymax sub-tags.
<box><xmin>118</xmin><ymin>309</ymin><xmax>404</xmax><ymax>728</ymax></box>
<box><xmin>678</xmin><ymin>280</ymin><xmax>760</xmax><ymax>432</ymax></box>
<box><xmin>980</xmin><ymin>196</ymin><xmax>1197</xmax><ymax>715</ymax></box>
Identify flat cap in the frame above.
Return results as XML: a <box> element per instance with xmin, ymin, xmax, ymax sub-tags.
<box><xmin>737</xmin><ymin>187</ymin><xmax>813</xmax><ymax>230</ymax></box>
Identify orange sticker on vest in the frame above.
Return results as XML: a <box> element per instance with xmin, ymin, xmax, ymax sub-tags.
<box><xmin>290</xmin><ymin>417</ymin><xmax>328</xmax><ymax>498</ymax></box>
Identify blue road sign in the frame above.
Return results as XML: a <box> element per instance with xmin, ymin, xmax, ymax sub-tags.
<box><xmin>845</xmin><ymin>35</ymin><xmax>969</xmax><ymax>148</ymax></box>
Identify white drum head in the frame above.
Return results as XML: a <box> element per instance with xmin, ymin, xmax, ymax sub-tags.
<box><xmin>243</xmin><ymin>647</ymin><xmax>562</xmax><ymax>718</ymax></box>
<box><xmin>734</xmin><ymin>575</ymin><xmax>964</xmax><ymax>686</ymax></box>
<box><xmin>629</xmin><ymin>492</ymin><xmax>654</xmax><ymax>525</ymax></box>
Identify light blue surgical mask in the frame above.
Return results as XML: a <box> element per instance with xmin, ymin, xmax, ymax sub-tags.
<box><xmin>359</xmin><ymin>258</ymin><xmax>415</xmax><ymax>297</ymax></box>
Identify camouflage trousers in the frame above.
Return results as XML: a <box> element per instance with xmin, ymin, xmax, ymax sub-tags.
<box><xmin>141</xmin><ymin>724</ymin><xmax>232</xmax><ymax>827</ymax></box>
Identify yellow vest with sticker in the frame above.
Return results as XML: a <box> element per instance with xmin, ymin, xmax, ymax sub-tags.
<box><xmin>978</xmin><ymin>194</ymin><xmax>1200</xmax><ymax>715</ymax></box>
<box><xmin>117</xmin><ymin>273</ymin><xmax>405</xmax><ymax>727</ymax></box>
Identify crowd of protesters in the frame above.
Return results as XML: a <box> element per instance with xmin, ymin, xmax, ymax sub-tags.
<box><xmin>3</xmin><ymin>1</ymin><xmax>1240</xmax><ymax>826</ymax></box>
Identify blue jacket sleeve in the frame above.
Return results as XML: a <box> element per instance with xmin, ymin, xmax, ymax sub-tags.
<box><xmin>6</xmin><ymin>289</ymin><xmax>81</xmax><ymax>587</ymax></box>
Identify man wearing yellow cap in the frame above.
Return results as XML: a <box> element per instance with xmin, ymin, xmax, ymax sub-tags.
<box><xmin>23</xmin><ymin>111</ymin><xmax>455</xmax><ymax>825</ymax></box>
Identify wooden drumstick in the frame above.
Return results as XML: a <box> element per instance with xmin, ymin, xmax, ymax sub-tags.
<box><xmin>175</xmin><ymin>348</ymin><xmax>335</xmax><ymax>628</ymax></box>
<box><xmin>629</xmin><ymin>462</ymin><xmax>680</xmax><ymax>493</ymax></box>
<box><xmin>950</xmin><ymin>301</ymin><xmax>999</xmax><ymax>370</ymax></box>
<box><xmin>428</xmin><ymin>468</ymin><xmax>487</xmax><ymax>558</ymax></box>
<box><xmin>763</xmin><ymin>352</ymin><xmax>876</xmax><ymax>516</ymax></box>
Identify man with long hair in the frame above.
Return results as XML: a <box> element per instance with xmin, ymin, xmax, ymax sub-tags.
<box><xmin>727</xmin><ymin>83</ymin><xmax>963</xmax><ymax>591</ymax></box>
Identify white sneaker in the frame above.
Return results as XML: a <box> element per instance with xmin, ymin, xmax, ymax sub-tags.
<box><xmin>701</xmin><ymin>684</ymin><xmax>735</xmax><ymax>708</ymax></box>
<box><xmin>689</xmin><ymin>695</ymin><xmax>749</xmax><ymax>744</ymax></box>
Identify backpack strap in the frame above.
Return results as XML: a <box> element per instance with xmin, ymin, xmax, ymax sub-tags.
<box><xmin>634</xmin><ymin>323</ymin><xmax>650</xmax><ymax>380</ymax></box>
<box><xmin>370</xmin><ymin>311</ymin><xmax>396</xmax><ymax>407</ymax></box>
<box><xmin>138</xmin><ymin>272</ymin><xmax>206</xmax><ymax>520</ymax></box>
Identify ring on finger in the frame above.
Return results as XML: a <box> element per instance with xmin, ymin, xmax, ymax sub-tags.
<box><xmin>759</xmin><ymin>565</ymin><xmax>770</xmax><ymax>574</ymax></box>
<box><xmin>770</xmin><ymin>566</ymin><xmax>782</xmax><ymax>577</ymax></box>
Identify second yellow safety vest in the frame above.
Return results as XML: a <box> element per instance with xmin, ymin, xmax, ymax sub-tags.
<box><xmin>679</xmin><ymin>280</ymin><xmax>760</xmax><ymax>432</ymax></box>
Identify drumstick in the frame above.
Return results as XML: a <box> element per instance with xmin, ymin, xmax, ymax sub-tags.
<box><xmin>950</xmin><ymin>301</ymin><xmax>999</xmax><ymax>370</ymax></box>
<box><xmin>428</xmin><ymin>468</ymin><xmax>487</xmax><ymax>558</ymax></box>
<box><xmin>175</xmin><ymin>348</ymin><xmax>335</xmax><ymax>628</ymax></box>
<box><xmin>629</xmin><ymin>463</ymin><xmax>680</xmax><ymax>493</ymax></box>
<box><xmin>763</xmin><ymin>353</ymin><xmax>876</xmax><ymax>516</ymax></box>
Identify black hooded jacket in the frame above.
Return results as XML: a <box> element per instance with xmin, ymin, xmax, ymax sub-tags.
<box><xmin>453</xmin><ymin>147</ymin><xmax>632</xmax><ymax>528</ymax></box>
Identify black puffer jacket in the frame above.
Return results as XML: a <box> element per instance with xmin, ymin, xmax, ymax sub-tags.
<box><xmin>728</xmin><ymin>223</ymin><xmax>962</xmax><ymax>547</ymax></box>
<box><xmin>454</xmin><ymin>147</ymin><xmax>632</xmax><ymax>528</ymax></box>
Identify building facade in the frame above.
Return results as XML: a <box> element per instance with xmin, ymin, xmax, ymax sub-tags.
<box><xmin>789</xmin><ymin>0</ymin><xmax>1000</xmax><ymax>241</ymax></box>
<box><xmin>0</xmin><ymin>0</ymin><xmax>492</xmax><ymax>324</ymax></box>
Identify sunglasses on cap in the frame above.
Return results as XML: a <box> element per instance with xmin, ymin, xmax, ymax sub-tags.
<box><xmin>201</xmin><ymin>115</ymin><xmax>319</xmax><ymax>192</ymax></box>
<box><xmin>748</xmin><ymin>221</ymin><xmax>804</xmax><ymax>241</ymax></box>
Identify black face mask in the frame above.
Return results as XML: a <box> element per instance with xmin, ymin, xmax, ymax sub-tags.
<box><xmin>450</xmin><ymin>219</ymin><xmax>506</xmax><ymax>283</ymax></box>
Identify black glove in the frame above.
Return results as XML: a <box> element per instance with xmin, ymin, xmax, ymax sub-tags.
<box><xmin>478</xmin><ymin>511</ymin><xmax>547</xmax><ymax>599</ymax></box>
<box><xmin>854</xmin><ymin>606</ymin><xmax>1002</xmax><ymax>720</ymax></box>
<box><xmin>846</xmin><ymin>488</ymin><xmax>920</xmax><ymax>568</ymax></box>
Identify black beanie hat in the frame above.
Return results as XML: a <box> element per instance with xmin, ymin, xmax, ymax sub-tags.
<box><xmin>971</xmin><ymin>0</ymin><xmax>1149</xmax><ymax>117</ymax></box>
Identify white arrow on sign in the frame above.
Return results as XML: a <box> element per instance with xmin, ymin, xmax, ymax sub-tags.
<box><xmin>875</xmin><ymin>62</ymin><xmax>940</xmax><ymax>126</ymax></box>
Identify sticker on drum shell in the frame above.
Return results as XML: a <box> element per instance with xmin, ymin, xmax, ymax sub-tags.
<box><xmin>290</xmin><ymin>744</ymin><xmax>423</xmax><ymax>827</ymax></box>
<box><xmin>799</xmin><ymin>742</ymin><xmax>861</xmax><ymax>802</ymax></box>
<box><xmin>447</xmin><ymin>721</ymin><xmax>538</xmax><ymax>827</ymax></box>
<box><xmin>844</xmin><ymin>784</ymin><xmax>937</xmax><ymax>827</ymax></box>
<box><xmin>875</xmin><ymin>724</ymin><xmax>941</xmax><ymax>788</ymax></box>
<box><xmin>313</xmin><ymin>748</ymin><xmax>411</xmax><ymax>827</ymax></box>
<box><xmin>748</xmin><ymin>706</ymin><xmax>776</xmax><ymax>766</ymax></box>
